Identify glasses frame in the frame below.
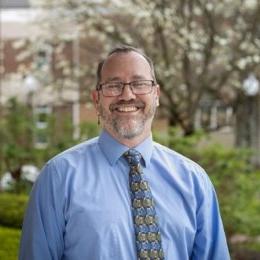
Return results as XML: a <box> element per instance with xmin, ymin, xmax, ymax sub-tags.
<box><xmin>97</xmin><ymin>79</ymin><xmax>156</xmax><ymax>97</ymax></box>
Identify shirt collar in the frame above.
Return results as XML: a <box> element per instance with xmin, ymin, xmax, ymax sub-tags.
<box><xmin>98</xmin><ymin>130</ymin><xmax>153</xmax><ymax>167</ymax></box>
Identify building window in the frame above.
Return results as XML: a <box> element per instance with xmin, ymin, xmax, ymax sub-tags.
<box><xmin>33</xmin><ymin>43</ymin><xmax>52</xmax><ymax>84</ymax></box>
<box><xmin>34</xmin><ymin>105</ymin><xmax>51</xmax><ymax>148</ymax></box>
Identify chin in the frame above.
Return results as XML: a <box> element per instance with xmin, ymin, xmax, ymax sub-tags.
<box><xmin>114</xmin><ymin>119</ymin><xmax>144</xmax><ymax>140</ymax></box>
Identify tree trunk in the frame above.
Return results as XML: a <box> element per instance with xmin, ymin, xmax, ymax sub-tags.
<box><xmin>10</xmin><ymin>166</ymin><xmax>22</xmax><ymax>181</ymax></box>
<box><xmin>235</xmin><ymin>94</ymin><xmax>260</xmax><ymax>167</ymax></box>
<box><xmin>168</xmin><ymin>113</ymin><xmax>195</xmax><ymax>136</ymax></box>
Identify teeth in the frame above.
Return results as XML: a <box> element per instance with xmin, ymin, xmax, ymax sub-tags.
<box><xmin>117</xmin><ymin>106</ymin><xmax>138</xmax><ymax>112</ymax></box>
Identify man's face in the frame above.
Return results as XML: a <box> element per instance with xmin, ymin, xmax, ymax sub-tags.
<box><xmin>92</xmin><ymin>51</ymin><xmax>160</xmax><ymax>141</ymax></box>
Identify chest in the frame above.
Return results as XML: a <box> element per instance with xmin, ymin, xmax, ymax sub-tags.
<box><xmin>62</xmin><ymin>160</ymin><xmax>197</xmax><ymax>259</ymax></box>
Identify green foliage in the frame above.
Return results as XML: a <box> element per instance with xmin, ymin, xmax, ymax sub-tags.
<box><xmin>5</xmin><ymin>179</ymin><xmax>33</xmax><ymax>195</ymax></box>
<box><xmin>0</xmin><ymin>226</ymin><xmax>21</xmax><ymax>260</ymax></box>
<box><xmin>0</xmin><ymin>193</ymin><xmax>28</xmax><ymax>228</ymax></box>
<box><xmin>0</xmin><ymin>98</ymin><xmax>35</xmax><ymax>177</ymax></box>
<box><xmin>154</xmin><ymin>127</ymin><xmax>205</xmax><ymax>159</ymax></box>
<box><xmin>199</xmin><ymin>145</ymin><xmax>260</xmax><ymax>236</ymax></box>
<box><xmin>80</xmin><ymin>121</ymin><xmax>100</xmax><ymax>140</ymax></box>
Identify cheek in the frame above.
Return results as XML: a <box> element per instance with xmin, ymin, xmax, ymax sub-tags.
<box><xmin>99</xmin><ymin>98</ymin><xmax>114</xmax><ymax>112</ymax></box>
<box><xmin>144</xmin><ymin>95</ymin><xmax>157</xmax><ymax>108</ymax></box>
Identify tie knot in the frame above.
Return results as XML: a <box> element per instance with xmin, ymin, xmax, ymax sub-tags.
<box><xmin>123</xmin><ymin>149</ymin><xmax>142</xmax><ymax>166</ymax></box>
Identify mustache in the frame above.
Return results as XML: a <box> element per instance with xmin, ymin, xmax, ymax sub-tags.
<box><xmin>110</xmin><ymin>100</ymin><xmax>145</xmax><ymax>111</ymax></box>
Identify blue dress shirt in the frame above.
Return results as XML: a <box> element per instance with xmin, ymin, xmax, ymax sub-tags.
<box><xmin>19</xmin><ymin>130</ymin><xmax>230</xmax><ymax>260</ymax></box>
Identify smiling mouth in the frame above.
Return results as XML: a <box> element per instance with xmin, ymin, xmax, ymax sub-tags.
<box><xmin>110</xmin><ymin>102</ymin><xmax>144</xmax><ymax>113</ymax></box>
<box><xmin>115</xmin><ymin>106</ymin><xmax>139</xmax><ymax>112</ymax></box>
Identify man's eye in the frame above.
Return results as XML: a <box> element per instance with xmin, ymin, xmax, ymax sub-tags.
<box><xmin>105</xmin><ymin>84</ymin><xmax>121</xmax><ymax>89</ymax></box>
<box><xmin>132</xmin><ymin>82</ymin><xmax>145</xmax><ymax>87</ymax></box>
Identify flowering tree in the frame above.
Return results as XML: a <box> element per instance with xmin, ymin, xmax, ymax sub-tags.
<box><xmin>22</xmin><ymin>0</ymin><xmax>260</xmax><ymax>135</ymax></box>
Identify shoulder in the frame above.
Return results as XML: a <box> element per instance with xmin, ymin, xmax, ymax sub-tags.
<box><xmin>53</xmin><ymin>136</ymin><xmax>98</xmax><ymax>159</ymax></box>
<box><xmin>152</xmin><ymin>142</ymin><xmax>216</xmax><ymax>201</ymax></box>
<box><xmin>153</xmin><ymin>142</ymin><xmax>204</xmax><ymax>171</ymax></box>
<box><xmin>152</xmin><ymin>142</ymin><xmax>210</xmax><ymax>186</ymax></box>
<box><xmin>44</xmin><ymin>136</ymin><xmax>99</xmax><ymax>172</ymax></box>
<box><xmin>33</xmin><ymin>137</ymin><xmax>100</xmax><ymax>196</ymax></box>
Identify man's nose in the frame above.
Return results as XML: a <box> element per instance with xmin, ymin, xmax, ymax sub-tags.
<box><xmin>119</xmin><ymin>84</ymin><xmax>136</xmax><ymax>100</ymax></box>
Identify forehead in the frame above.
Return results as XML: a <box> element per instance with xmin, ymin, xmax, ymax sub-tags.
<box><xmin>100</xmin><ymin>51</ymin><xmax>152</xmax><ymax>81</ymax></box>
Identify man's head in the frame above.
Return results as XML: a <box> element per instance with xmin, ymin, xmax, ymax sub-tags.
<box><xmin>95</xmin><ymin>46</ymin><xmax>156</xmax><ymax>88</ymax></box>
<box><xmin>92</xmin><ymin>45</ymin><xmax>160</xmax><ymax>146</ymax></box>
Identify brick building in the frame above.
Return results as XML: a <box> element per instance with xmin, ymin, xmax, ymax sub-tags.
<box><xmin>1</xmin><ymin>0</ymin><xmax>98</xmax><ymax>147</ymax></box>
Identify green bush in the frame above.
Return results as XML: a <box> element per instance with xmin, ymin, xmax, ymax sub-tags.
<box><xmin>5</xmin><ymin>179</ymin><xmax>33</xmax><ymax>195</ymax></box>
<box><xmin>154</xmin><ymin>127</ymin><xmax>204</xmax><ymax>159</ymax></box>
<box><xmin>197</xmin><ymin>144</ymin><xmax>260</xmax><ymax>236</ymax></box>
<box><xmin>0</xmin><ymin>193</ymin><xmax>28</xmax><ymax>228</ymax></box>
<box><xmin>0</xmin><ymin>226</ymin><xmax>21</xmax><ymax>260</ymax></box>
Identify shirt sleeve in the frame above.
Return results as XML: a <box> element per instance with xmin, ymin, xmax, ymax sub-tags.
<box><xmin>19</xmin><ymin>160</ymin><xmax>65</xmax><ymax>260</ymax></box>
<box><xmin>191</xmin><ymin>171</ymin><xmax>230</xmax><ymax>260</ymax></box>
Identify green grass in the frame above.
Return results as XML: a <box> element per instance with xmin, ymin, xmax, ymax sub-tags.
<box><xmin>0</xmin><ymin>226</ymin><xmax>21</xmax><ymax>260</ymax></box>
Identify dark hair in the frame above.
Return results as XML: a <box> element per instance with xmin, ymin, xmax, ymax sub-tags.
<box><xmin>96</xmin><ymin>45</ymin><xmax>156</xmax><ymax>89</ymax></box>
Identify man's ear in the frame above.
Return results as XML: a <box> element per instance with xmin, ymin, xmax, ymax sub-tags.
<box><xmin>156</xmin><ymin>97</ymin><xmax>160</xmax><ymax>107</ymax></box>
<box><xmin>91</xmin><ymin>90</ymin><xmax>101</xmax><ymax>125</ymax></box>
<box><xmin>156</xmin><ymin>84</ymin><xmax>160</xmax><ymax>107</ymax></box>
<box><xmin>91</xmin><ymin>90</ymin><xmax>99</xmax><ymax>110</ymax></box>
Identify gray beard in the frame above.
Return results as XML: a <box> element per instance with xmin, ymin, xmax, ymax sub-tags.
<box><xmin>98</xmin><ymin>100</ymin><xmax>156</xmax><ymax>140</ymax></box>
<box><xmin>112</xmin><ymin>116</ymin><xmax>146</xmax><ymax>139</ymax></box>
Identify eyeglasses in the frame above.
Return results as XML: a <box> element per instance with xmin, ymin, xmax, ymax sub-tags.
<box><xmin>97</xmin><ymin>80</ymin><xmax>156</xmax><ymax>97</ymax></box>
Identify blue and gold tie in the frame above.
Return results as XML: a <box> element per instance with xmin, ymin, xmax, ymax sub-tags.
<box><xmin>124</xmin><ymin>149</ymin><xmax>164</xmax><ymax>259</ymax></box>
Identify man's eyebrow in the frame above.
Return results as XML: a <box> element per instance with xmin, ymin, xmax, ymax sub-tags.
<box><xmin>105</xmin><ymin>75</ymin><xmax>147</xmax><ymax>82</ymax></box>
<box><xmin>106</xmin><ymin>76</ymin><xmax>122</xmax><ymax>81</ymax></box>
<box><xmin>131</xmin><ymin>75</ymin><xmax>146</xmax><ymax>80</ymax></box>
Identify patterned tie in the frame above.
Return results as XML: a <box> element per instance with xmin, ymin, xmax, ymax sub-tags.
<box><xmin>124</xmin><ymin>149</ymin><xmax>164</xmax><ymax>259</ymax></box>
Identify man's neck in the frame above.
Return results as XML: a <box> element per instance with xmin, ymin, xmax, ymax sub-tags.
<box><xmin>103</xmin><ymin>128</ymin><xmax>151</xmax><ymax>148</ymax></box>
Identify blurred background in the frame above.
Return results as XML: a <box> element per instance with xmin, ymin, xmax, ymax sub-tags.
<box><xmin>0</xmin><ymin>0</ymin><xmax>260</xmax><ymax>259</ymax></box>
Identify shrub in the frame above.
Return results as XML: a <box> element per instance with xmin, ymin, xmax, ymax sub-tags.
<box><xmin>0</xmin><ymin>193</ymin><xmax>28</xmax><ymax>228</ymax></box>
<box><xmin>0</xmin><ymin>226</ymin><xmax>21</xmax><ymax>260</ymax></box>
<box><xmin>199</xmin><ymin>145</ymin><xmax>260</xmax><ymax>237</ymax></box>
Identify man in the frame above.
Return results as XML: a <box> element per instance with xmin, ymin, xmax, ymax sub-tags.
<box><xmin>19</xmin><ymin>46</ymin><xmax>230</xmax><ymax>260</ymax></box>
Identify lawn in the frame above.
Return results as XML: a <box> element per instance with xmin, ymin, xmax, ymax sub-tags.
<box><xmin>0</xmin><ymin>226</ymin><xmax>21</xmax><ymax>260</ymax></box>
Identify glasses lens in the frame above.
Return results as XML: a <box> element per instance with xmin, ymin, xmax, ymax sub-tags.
<box><xmin>131</xmin><ymin>80</ymin><xmax>153</xmax><ymax>94</ymax></box>
<box><xmin>102</xmin><ymin>83</ymin><xmax>122</xmax><ymax>96</ymax></box>
<box><xmin>100</xmin><ymin>80</ymin><xmax>154</xmax><ymax>97</ymax></box>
